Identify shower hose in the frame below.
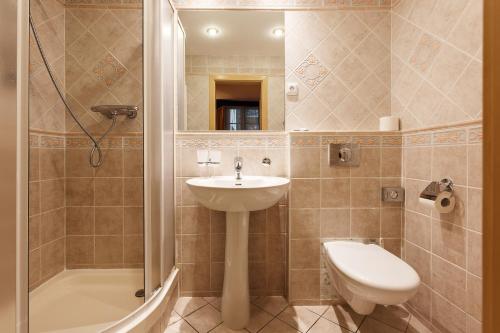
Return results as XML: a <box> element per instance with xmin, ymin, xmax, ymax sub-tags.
<box><xmin>29</xmin><ymin>13</ymin><xmax>117</xmax><ymax>168</ymax></box>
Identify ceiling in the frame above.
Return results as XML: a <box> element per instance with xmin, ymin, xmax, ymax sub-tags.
<box><xmin>178</xmin><ymin>11</ymin><xmax>284</xmax><ymax>57</ymax></box>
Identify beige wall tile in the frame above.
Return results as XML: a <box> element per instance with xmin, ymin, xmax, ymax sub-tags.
<box><xmin>124</xmin><ymin>207</ymin><xmax>144</xmax><ymax>234</ymax></box>
<box><xmin>381</xmin><ymin>208</ymin><xmax>402</xmax><ymax>238</ymax></box>
<box><xmin>320</xmin><ymin>208</ymin><xmax>350</xmax><ymax>238</ymax></box>
<box><xmin>291</xmin><ymin>148</ymin><xmax>320</xmax><ymax>178</ymax></box>
<box><xmin>181</xmin><ymin>263</ymin><xmax>210</xmax><ymax>292</ymax></box>
<box><xmin>66</xmin><ymin>178</ymin><xmax>94</xmax><ymax>206</ymax></box>
<box><xmin>29</xmin><ymin>182</ymin><xmax>41</xmax><ymax>216</ymax></box>
<box><xmin>40</xmin><ymin>208</ymin><xmax>65</xmax><ymax>243</ymax></box>
<box><xmin>467</xmin><ymin>231</ymin><xmax>482</xmax><ymax>277</ymax></box>
<box><xmin>351</xmin><ymin>208</ymin><xmax>380</xmax><ymax>238</ymax></box>
<box><xmin>41</xmin><ymin>179</ymin><xmax>65</xmax><ymax>212</ymax></box>
<box><xmin>290</xmin><ymin>239</ymin><xmax>320</xmax><ymax>269</ymax></box>
<box><xmin>432</xmin><ymin>292</ymin><xmax>466</xmax><ymax>333</ymax></box>
<box><xmin>431</xmin><ymin>255</ymin><xmax>466</xmax><ymax>308</ymax></box>
<box><xmin>432</xmin><ymin>220</ymin><xmax>466</xmax><ymax>268</ymax></box>
<box><xmin>95</xmin><ymin>178</ymin><xmax>123</xmax><ymax>206</ymax></box>
<box><xmin>95</xmin><ymin>235</ymin><xmax>123</xmax><ymax>264</ymax></box>
<box><xmin>404</xmin><ymin>147</ymin><xmax>432</xmax><ymax>180</ymax></box>
<box><xmin>466</xmin><ymin>274</ymin><xmax>482</xmax><ymax>322</ymax></box>
<box><xmin>182</xmin><ymin>206</ymin><xmax>210</xmax><ymax>234</ymax></box>
<box><xmin>181</xmin><ymin>235</ymin><xmax>210</xmax><ymax>263</ymax></box>
<box><xmin>351</xmin><ymin>148</ymin><xmax>381</xmax><ymax>178</ymax></box>
<box><xmin>408</xmin><ymin>284</ymin><xmax>432</xmax><ymax>321</ymax></box>
<box><xmin>95</xmin><ymin>206</ymin><xmax>123</xmax><ymax>235</ymax></box>
<box><xmin>468</xmin><ymin>144</ymin><xmax>482</xmax><ymax>188</ymax></box>
<box><xmin>291</xmin><ymin>179</ymin><xmax>320</xmax><ymax>208</ymax></box>
<box><xmin>39</xmin><ymin>148</ymin><xmax>65</xmax><ymax>180</ymax></box>
<box><xmin>381</xmin><ymin>147</ymin><xmax>402</xmax><ymax>178</ymax></box>
<box><xmin>124</xmin><ymin>235</ymin><xmax>144</xmax><ymax>264</ymax></box>
<box><xmin>29</xmin><ymin>216</ymin><xmax>41</xmax><ymax>251</ymax></box>
<box><xmin>124</xmin><ymin>178</ymin><xmax>143</xmax><ymax>206</ymax></box>
<box><xmin>29</xmin><ymin>249</ymin><xmax>41</xmax><ymax>288</ymax></box>
<box><xmin>41</xmin><ymin>238</ymin><xmax>65</xmax><ymax>279</ymax></box>
<box><xmin>321</xmin><ymin>179</ymin><xmax>350</xmax><ymax>208</ymax></box>
<box><xmin>66</xmin><ymin>236</ymin><xmax>94</xmax><ymax>265</ymax></box>
<box><xmin>405</xmin><ymin>210</ymin><xmax>431</xmax><ymax>250</ymax></box>
<box><xmin>467</xmin><ymin>188</ymin><xmax>482</xmax><ymax>232</ymax></box>
<box><xmin>351</xmin><ymin>178</ymin><xmax>380</xmax><ymax>208</ymax></box>
<box><xmin>290</xmin><ymin>269</ymin><xmax>320</xmax><ymax>301</ymax></box>
<box><xmin>432</xmin><ymin>145</ymin><xmax>467</xmax><ymax>186</ymax></box>
<box><xmin>405</xmin><ymin>241</ymin><xmax>431</xmax><ymax>284</ymax></box>
<box><xmin>249</xmin><ymin>235</ymin><xmax>267</xmax><ymax>262</ymax></box>
<box><xmin>290</xmin><ymin>209</ymin><xmax>320</xmax><ymax>239</ymax></box>
<box><xmin>66</xmin><ymin>206</ymin><xmax>93</xmax><ymax>235</ymax></box>
<box><xmin>95</xmin><ymin>149</ymin><xmax>124</xmax><ymax>177</ymax></box>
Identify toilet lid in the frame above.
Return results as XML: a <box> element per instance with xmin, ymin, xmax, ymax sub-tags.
<box><xmin>324</xmin><ymin>241</ymin><xmax>420</xmax><ymax>291</ymax></box>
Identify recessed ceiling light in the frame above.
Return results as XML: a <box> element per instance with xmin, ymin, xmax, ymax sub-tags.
<box><xmin>206</xmin><ymin>27</ymin><xmax>220</xmax><ymax>37</ymax></box>
<box><xmin>272</xmin><ymin>27</ymin><xmax>285</xmax><ymax>38</ymax></box>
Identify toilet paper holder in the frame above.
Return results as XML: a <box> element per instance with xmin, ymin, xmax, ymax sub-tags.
<box><xmin>419</xmin><ymin>178</ymin><xmax>454</xmax><ymax>201</ymax></box>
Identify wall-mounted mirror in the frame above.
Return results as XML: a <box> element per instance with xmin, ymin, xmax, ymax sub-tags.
<box><xmin>177</xmin><ymin>10</ymin><xmax>285</xmax><ymax>131</ymax></box>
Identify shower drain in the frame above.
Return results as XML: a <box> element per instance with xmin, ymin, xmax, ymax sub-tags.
<box><xmin>135</xmin><ymin>289</ymin><xmax>145</xmax><ymax>298</ymax></box>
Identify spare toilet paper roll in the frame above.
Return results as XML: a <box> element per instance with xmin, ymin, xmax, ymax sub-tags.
<box><xmin>379</xmin><ymin>116</ymin><xmax>400</xmax><ymax>131</ymax></box>
<box><xmin>419</xmin><ymin>191</ymin><xmax>456</xmax><ymax>214</ymax></box>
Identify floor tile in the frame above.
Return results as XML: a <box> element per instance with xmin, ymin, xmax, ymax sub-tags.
<box><xmin>204</xmin><ymin>296</ymin><xmax>218</xmax><ymax>304</ymax></box>
<box><xmin>174</xmin><ymin>297</ymin><xmax>208</xmax><ymax>317</ymax></box>
<box><xmin>304</xmin><ymin>305</ymin><xmax>330</xmax><ymax>316</ymax></box>
<box><xmin>165</xmin><ymin>319</ymin><xmax>197</xmax><ymax>333</ymax></box>
<box><xmin>209</xmin><ymin>297</ymin><xmax>222</xmax><ymax>311</ymax></box>
<box><xmin>184</xmin><ymin>304</ymin><xmax>222</xmax><ymax>333</ymax></box>
<box><xmin>245</xmin><ymin>305</ymin><xmax>274</xmax><ymax>333</ymax></box>
<box><xmin>369</xmin><ymin>305</ymin><xmax>410</xmax><ymax>331</ymax></box>
<box><xmin>253</xmin><ymin>296</ymin><xmax>289</xmax><ymax>316</ymax></box>
<box><xmin>259</xmin><ymin>318</ymin><xmax>299</xmax><ymax>333</ymax></box>
<box><xmin>167</xmin><ymin>310</ymin><xmax>183</xmax><ymax>326</ymax></box>
<box><xmin>406</xmin><ymin>316</ymin><xmax>433</xmax><ymax>333</ymax></box>
<box><xmin>210</xmin><ymin>323</ymin><xmax>248</xmax><ymax>332</ymax></box>
<box><xmin>322</xmin><ymin>304</ymin><xmax>365</xmax><ymax>332</ymax></box>
<box><xmin>357</xmin><ymin>317</ymin><xmax>404</xmax><ymax>332</ymax></box>
<box><xmin>308</xmin><ymin>317</ymin><xmax>350</xmax><ymax>333</ymax></box>
<box><xmin>277</xmin><ymin>306</ymin><xmax>321</xmax><ymax>332</ymax></box>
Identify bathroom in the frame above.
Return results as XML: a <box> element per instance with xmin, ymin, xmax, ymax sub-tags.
<box><xmin>0</xmin><ymin>0</ymin><xmax>492</xmax><ymax>332</ymax></box>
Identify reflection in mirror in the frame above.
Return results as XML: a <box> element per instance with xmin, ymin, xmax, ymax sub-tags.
<box><xmin>177</xmin><ymin>10</ymin><xmax>285</xmax><ymax>131</ymax></box>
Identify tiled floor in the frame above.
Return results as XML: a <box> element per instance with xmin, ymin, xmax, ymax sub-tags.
<box><xmin>164</xmin><ymin>297</ymin><xmax>432</xmax><ymax>333</ymax></box>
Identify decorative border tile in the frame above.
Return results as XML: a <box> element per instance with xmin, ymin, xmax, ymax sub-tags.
<box><xmin>468</xmin><ymin>127</ymin><xmax>483</xmax><ymax>144</ymax></box>
<box><xmin>432</xmin><ymin>129</ymin><xmax>467</xmax><ymax>145</ymax></box>
<box><xmin>65</xmin><ymin>137</ymin><xmax>92</xmax><ymax>148</ymax></box>
<box><xmin>123</xmin><ymin>137</ymin><xmax>144</xmax><ymax>149</ymax></box>
<box><xmin>404</xmin><ymin>134</ymin><xmax>432</xmax><ymax>147</ymax></box>
<box><xmin>352</xmin><ymin>136</ymin><xmax>381</xmax><ymax>146</ymax></box>
<box><xmin>320</xmin><ymin>136</ymin><xmax>352</xmax><ymax>146</ymax></box>
<box><xmin>290</xmin><ymin>135</ymin><xmax>321</xmax><ymax>147</ymax></box>
<box><xmin>172</xmin><ymin>0</ymin><xmax>394</xmax><ymax>9</ymax></box>
<box><xmin>382</xmin><ymin>136</ymin><xmax>403</xmax><ymax>146</ymax></box>
<box><xmin>40</xmin><ymin>135</ymin><xmax>65</xmax><ymax>148</ymax></box>
<box><xmin>30</xmin><ymin>134</ymin><xmax>40</xmax><ymax>148</ymax></box>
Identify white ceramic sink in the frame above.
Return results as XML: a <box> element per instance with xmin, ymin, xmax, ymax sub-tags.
<box><xmin>186</xmin><ymin>176</ymin><xmax>289</xmax><ymax>212</ymax></box>
<box><xmin>186</xmin><ymin>176</ymin><xmax>289</xmax><ymax>329</ymax></box>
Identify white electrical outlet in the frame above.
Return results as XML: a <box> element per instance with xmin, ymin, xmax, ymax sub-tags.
<box><xmin>286</xmin><ymin>82</ymin><xmax>299</xmax><ymax>96</ymax></box>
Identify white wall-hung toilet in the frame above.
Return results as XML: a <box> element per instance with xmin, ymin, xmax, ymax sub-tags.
<box><xmin>323</xmin><ymin>241</ymin><xmax>420</xmax><ymax>315</ymax></box>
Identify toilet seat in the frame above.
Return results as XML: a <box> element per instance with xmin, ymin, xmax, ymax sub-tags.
<box><xmin>323</xmin><ymin>241</ymin><xmax>420</xmax><ymax>292</ymax></box>
<box><xmin>322</xmin><ymin>241</ymin><xmax>420</xmax><ymax>315</ymax></box>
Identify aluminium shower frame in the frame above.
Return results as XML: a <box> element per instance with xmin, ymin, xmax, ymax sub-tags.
<box><xmin>7</xmin><ymin>0</ymin><xmax>178</xmax><ymax>331</ymax></box>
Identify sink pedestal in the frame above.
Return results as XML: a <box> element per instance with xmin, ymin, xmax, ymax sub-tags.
<box><xmin>221</xmin><ymin>211</ymin><xmax>250</xmax><ymax>329</ymax></box>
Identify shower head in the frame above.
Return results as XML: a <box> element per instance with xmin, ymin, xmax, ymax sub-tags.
<box><xmin>91</xmin><ymin>105</ymin><xmax>139</xmax><ymax>119</ymax></box>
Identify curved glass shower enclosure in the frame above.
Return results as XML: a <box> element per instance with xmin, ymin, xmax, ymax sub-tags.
<box><xmin>27</xmin><ymin>0</ymin><xmax>163</xmax><ymax>331</ymax></box>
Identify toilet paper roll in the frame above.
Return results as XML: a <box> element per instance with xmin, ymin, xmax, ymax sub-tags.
<box><xmin>419</xmin><ymin>191</ymin><xmax>456</xmax><ymax>214</ymax></box>
<box><xmin>379</xmin><ymin>116</ymin><xmax>400</xmax><ymax>131</ymax></box>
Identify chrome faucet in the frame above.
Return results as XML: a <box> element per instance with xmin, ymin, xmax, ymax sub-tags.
<box><xmin>234</xmin><ymin>156</ymin><xmax>243</xmax><ymax>180</ymax></box>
